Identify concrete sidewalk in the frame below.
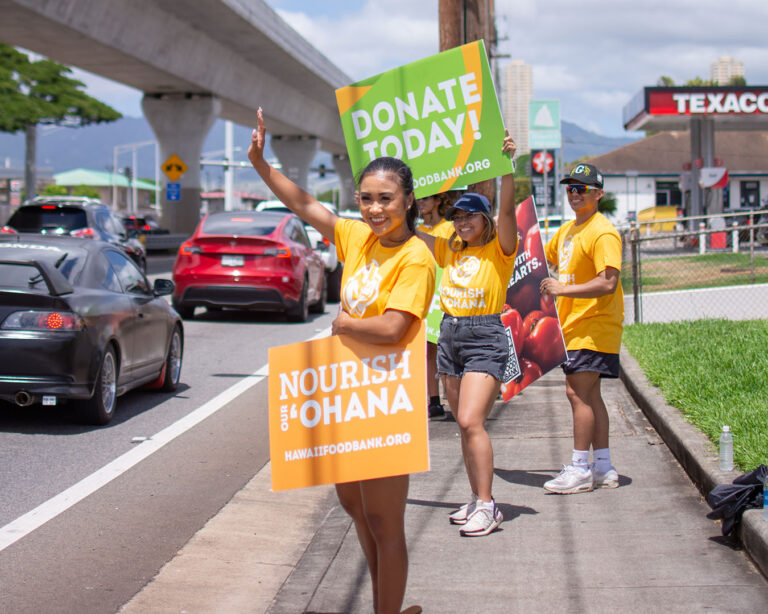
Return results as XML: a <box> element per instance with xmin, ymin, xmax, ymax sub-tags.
<box><xmin>120</xmin><ymin>356</ymin><xmax>768</xmax><ymax>613</ymax></box>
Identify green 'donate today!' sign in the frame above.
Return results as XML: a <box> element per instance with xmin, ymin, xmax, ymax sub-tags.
<box><xmin>335</xmin><ymin>40</ymin><xmax>512</xmax><ymax>198</ymax></box>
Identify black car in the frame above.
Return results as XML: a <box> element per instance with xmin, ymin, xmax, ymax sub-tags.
<box><xmin>122</xmin><ymin>214</ymin><xmax>169</xmax><ymax>236</ymax></box>
<box><xmin>1</xmin><ymin>197</ymin><xmax>147</xmax><ymax>272</ymax></box>
<box><xmin>0</xmin><ymin>235</ymin><xmax>183</xmax><ymax>425</ymax></box>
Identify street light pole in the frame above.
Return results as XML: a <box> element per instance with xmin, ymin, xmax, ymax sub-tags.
<box><xmin>224</xmin><ymin>120</ymin><xmax>234</xmax><ymax>211</ymax></box>
<box><xmin>112</xmin><ymin>140</ymin><xmax>156</xmax><ymax>212</ymax></box>
<box><xmin>132</xmin><ymin>147</ymin><xmax>138</xmax><ymax>213</ymax></box>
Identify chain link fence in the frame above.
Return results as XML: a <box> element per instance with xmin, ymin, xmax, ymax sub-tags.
<box><xmin>621</xmin><ymin>211</ymin><xmax>768</xmax><ymax>323</ymax></box>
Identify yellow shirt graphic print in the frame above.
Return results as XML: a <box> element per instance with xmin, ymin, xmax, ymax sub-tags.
<box><xmin>334</xmin><ymin>218</ymin><xmax>436</xmax><ymax>321</ymax></box>
<box><xmin>449</xmin><ymin>255</ymin><xmax>481</xmax><ymax>286</ymax></box>
<box><xmin>434</xmin><ymin>235</ymin><xmax>517</xmax><ymax>316</ymax></box>
<box><xmin>343</xmin><ymin>261</ymin><xmax>382</xmax><ymax>317</ymax></box>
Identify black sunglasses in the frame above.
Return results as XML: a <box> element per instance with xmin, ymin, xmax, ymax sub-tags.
<box><xmin>566</xmin><ymin>184</ymin><xmax>601</xmax><ymax>195</ymax></box>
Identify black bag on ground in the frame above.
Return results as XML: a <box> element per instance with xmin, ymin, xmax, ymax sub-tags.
<box><xmin>706</xmin><ymin>464</ymin><xmax>768</xmax><ymax>537</ymax></box>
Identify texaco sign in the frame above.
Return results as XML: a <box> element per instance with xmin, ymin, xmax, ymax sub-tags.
<box><xmin>624</xmin><ymin>86</ymin><xmax>768</xmax><ymax>130</ymax></box>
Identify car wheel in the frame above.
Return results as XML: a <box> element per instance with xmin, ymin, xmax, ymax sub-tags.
<box><xmin>310</xmin><ymin>274</ymin><xmax>327</xmax><ymax>314</ymax></box>
<box><xmin>79</xmin><ymin>346</ymin><xmax>118</xmax><ymax>425</ymax></box>
<box><xmin>327</xmin><ymin>264</ymin><xmax>343</xmax><ymax>303</ymax></box>
<box><xmin>172</xmin><ymin>297</ymin><xmax>195</xmax><ymax>319</ymax></box>
<box><xmin>287</xmin><ymin>278</ymin><xmax>309</xmax><ymax>322</ymax></box>
<box><xmin>158</xmin><ymin>325</ymin><xmax>183</xmax><ymax>392</ymax></box>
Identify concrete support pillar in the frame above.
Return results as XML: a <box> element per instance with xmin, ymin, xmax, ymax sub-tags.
<box><xmin>142</xmin><ymin>93</ymin><xmax>220</xmax><ymax>235</ymax></box>
<box><xmin>332</xmin><ymin>154</ymin><xmax>356</xmax><ymax>211</ymax></box>
<box><xmin>689</xmin><ymin>118</ymin><xmax>702</xmax><ymax>223</ymax></box>
<box><xmin>270</xmin><ymin>135</ymin><xmax>319</xmax><ymax>191</ymax></box>
<box><xmin>689</xmin><ymin>117</ymin><xmax>717</xmax><ymax>221</ymax></box>
<box><xmin>701</xmin><ymin>118</ymin><xmax>721</xmax><ymax>215</ymax></box>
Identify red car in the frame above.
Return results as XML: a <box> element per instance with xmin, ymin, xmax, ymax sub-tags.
<box><xmin>172</xmin><ymin>210</ymin><xmax>326</xmax><ymax>321</ymax></box>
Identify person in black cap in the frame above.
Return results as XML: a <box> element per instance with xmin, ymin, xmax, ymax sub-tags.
<box><xmin>540</xmin><ymin>163</ymin><xmax>624</xmax><ymax>494</ymax></box>
<box><xmin>416</xmin><ymin>133</ymin><xmax>517</xmax><ymax>536</ymax></box>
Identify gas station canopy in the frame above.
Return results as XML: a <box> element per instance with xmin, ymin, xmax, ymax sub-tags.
<box><xmin>623</xmin><ymin>86</ymin><xmax>768</xmax><ymax>131</ymax></box>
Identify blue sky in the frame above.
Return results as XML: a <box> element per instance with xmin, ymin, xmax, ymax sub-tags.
<box><xmin>71</xmin><ymin>0</ymin><xmax>768</xmax><ymax>137</ymax></box>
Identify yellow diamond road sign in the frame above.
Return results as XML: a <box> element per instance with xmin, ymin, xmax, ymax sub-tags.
<box><xmin>162</xmin><ymin>154</ymin><xmax>187</xmax><ymax>182</ymax></box>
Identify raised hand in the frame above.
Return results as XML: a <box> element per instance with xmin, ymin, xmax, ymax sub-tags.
<box><xmin>248</xmin><ymin>107</ymin><xmax>267</xmax><ymax>167</ymax></box>
<box><xmin>502</xmin><ymin>129</ymin><xmax>517</xmax><ymax>157</ymax></box>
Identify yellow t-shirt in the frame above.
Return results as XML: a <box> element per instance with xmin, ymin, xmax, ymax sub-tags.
<box><xmin>417</xmin><ymin>218</ymin><xmax>454</xmax><ymax>240</ymax></box>
<box><xmin>544</xmin><ymin>212</ymin><xmax>624</xmax><ymax>353</ymax></box>
<box><xmin>335</xmin><ymin>218</ymin><xmax>435</xmax><ymax>320</ymax></box>
<box><xmin>434</xmin><ymin>235</ymin><xmax>517</xmax><ymax>316</ymax></box>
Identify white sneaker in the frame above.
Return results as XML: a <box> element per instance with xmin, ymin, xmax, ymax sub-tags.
<box><xmin>544</xmin><ymin>465</ymin><xmax>594</xmax><ymax>494</ymax></box>
<box><xmin>459</xmin><ymin>501</ymin><xmax>503</xmax><ymax>537</ymax></box>
<box><xmin>591</xmin><ymin>464</ymin><xmax>619</xmax><ymax>488</ymax></box>
<box><xmin>448</xmin><ymin>493</ymin><xmax>478</xmax><ymax>525</ymax></box>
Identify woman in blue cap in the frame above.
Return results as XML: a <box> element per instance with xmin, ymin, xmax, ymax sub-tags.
<box><xmin>416</xmin><ymin>133</ymin><xmax>517</xmax><ymax>536</ymax></box>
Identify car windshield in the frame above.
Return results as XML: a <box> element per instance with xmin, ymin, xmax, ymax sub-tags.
<box><xmin>201</xmin><ymin>213</ymin><xmax>281</xmax><ymax>236</ymax></box>
<box><xmin>8</xmin><ymin>206</ymin><xmax>88</xmax><ymax>233</ymax></box>
<box><xmin>0</xmin><ymin>243</ymin><xmax>87</xmax><ymax>289</ymax></box>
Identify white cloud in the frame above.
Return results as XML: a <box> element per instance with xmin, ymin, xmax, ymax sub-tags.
<box><xmin>275</xmin><ymin>1</ymin><xmax>438</xmax><ymax>80</ymax></box>
<box><xmin>30</xmin><ymin>0</ymin><xmax>768</xmax><ymax>138</ymax></box>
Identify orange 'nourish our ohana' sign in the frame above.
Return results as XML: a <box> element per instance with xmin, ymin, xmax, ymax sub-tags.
<box><xmin>268</xmin><ymin>322</ymin><xmax>429</xmax><ymax>491</ymax></box>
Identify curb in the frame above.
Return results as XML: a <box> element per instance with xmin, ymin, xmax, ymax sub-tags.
<box><xmin>619</xmin><ymin>345</ymin><xmax>768</xmax><ymax>579</ymax></box>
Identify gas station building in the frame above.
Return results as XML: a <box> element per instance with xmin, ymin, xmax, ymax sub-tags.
<box><xmin>606</xmin><ymin>86</ymin><xmax>768</xmax><ymax>224</ymax></box>
<box><xmin>574</xmin><ymin>86</ymin><xmax>768</xmax><ymax>224</ymax></box>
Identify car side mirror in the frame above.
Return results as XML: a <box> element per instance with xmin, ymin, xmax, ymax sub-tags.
<box><xmin>153</xmin><ymin>278</ymin><xmax>175</xmax><ymax>296</ymax></box>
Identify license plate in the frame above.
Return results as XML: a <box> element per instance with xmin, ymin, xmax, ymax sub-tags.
<box><xmin>221</xmin><ymin>255</ymin><xmax>244</xmax><ymax>267</ymax></box>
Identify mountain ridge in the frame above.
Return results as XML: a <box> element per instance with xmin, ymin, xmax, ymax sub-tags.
<box><xmin>0</xmin><ymin>116</ymin><xmax>641</xmax><ymax>181</ymax></box>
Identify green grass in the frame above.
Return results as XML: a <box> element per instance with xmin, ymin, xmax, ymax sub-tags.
<box><xmin>621</xmin><ymin>252</ymin><xmax>768</xmax><ymax>292</ymax></box>
<box><xmin>623</xmin><ymin>319</ymin><xmax>768</xmax><ymax>471</ymax></box>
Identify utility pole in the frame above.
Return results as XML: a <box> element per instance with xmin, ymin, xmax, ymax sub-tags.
<box><xmin>439</xmin><ymin>0</ymin><xmax>497</xmax><ymax>207</ymax></box>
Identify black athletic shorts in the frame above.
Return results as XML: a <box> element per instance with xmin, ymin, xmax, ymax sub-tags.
<box><xmin>561</xmin><ymin>348</ymin><xmax>620</xmax><ymax>378</ymax></box>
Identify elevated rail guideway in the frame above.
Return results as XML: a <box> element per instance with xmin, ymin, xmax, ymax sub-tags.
<box><xmin>0</xmin><ymin>0</ymin><xmax>356</xmax><ymax>232</ymax></box>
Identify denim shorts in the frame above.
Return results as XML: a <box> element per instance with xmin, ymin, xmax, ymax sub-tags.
<box><xmin>437</xmin><ymin>313</ymin><xmax>509</xmax><ymax>381</ymax></box>
<box><xmin>561</xmin><ymin>349</ymin><xmax>620</xmax><ymax>378</ymax></box>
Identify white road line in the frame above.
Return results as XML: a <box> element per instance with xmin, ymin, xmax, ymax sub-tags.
<box><xmin>0</xmin><ymin>326</ymin><xmax>331</xmax><ymax>553</ymax></box>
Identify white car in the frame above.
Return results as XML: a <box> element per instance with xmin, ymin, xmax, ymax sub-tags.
<box><xmin>255</xmin><ymin>200</ymin><xmax>342</xmax><ymax>302</ymax></box>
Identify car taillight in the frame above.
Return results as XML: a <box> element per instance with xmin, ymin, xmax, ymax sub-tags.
<box><xmin>263</xmin><ymin>247</ymin><xmax>292</xmax><ymax>258</ymax></box>
<box><xmin>179</xmin><ymin>242</ymin><xmax>203</xmax><ymax>255</ymax></box>
<box><xmin>142</xmin><ymin>224</ymin><xmax>151</xmax><ymax>231</ymax></box>
<box><xmin>1</xmin><ymin>226</ymin><xmax>17</xmax><ymax>234</ymax></box>
<box><xmin>323</xmin><ymin>238</ymin><xmax>330</xmax><ymax>247</ymax></box>
<box><xmin>71</xmin><ymin>227</ymin><xmax>96</xmax><ymax>238</ymax></box>
<box><xmin>2</xmin><ymin>310</ymin><xmax>84</xmax><ymax>331</ymax></box>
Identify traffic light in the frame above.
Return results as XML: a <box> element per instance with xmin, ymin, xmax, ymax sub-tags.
<box><xmin>123</xmin><ymin>166</ymin><xmax>133</xmax><ymax>181</ymax></box>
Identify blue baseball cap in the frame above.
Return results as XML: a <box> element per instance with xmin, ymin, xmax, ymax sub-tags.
<box><xmin>445</xmin><ymin>192</ymin><xmax>491</xmax><ymax>220</ymax></box>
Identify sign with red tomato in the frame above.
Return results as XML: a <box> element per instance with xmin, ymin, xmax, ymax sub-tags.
<box><xmin>500</xmin><ymin>196</ymin><xmax>567</xmax><ymax>401</ymax></box>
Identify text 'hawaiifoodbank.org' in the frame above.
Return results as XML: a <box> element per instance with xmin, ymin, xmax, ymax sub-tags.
<box><xmin>284</xmin><ymin>432</ymin><xmax>413</xmax><ymax>462</ymax></box>
<box><xmin>414</xmin><ymin>157</ymin><xmax>491</xmax><ymax>188</ymax></box>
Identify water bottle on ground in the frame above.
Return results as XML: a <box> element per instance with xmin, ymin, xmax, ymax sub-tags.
<box><xmin>719</xmin><ymin>425</ymin><xmax>733</xmax><ymax>471</ymax></box>
<box><xmin>764</xmin><ymin>474</ymin><xmax>768</xmax><ymax>522</ymax></box>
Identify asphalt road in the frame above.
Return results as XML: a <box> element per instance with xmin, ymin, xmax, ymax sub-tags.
<box><xmin>0</xmin><ymin>255</ymin><xmax>335</xmax><ymax>614</ymax></box>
